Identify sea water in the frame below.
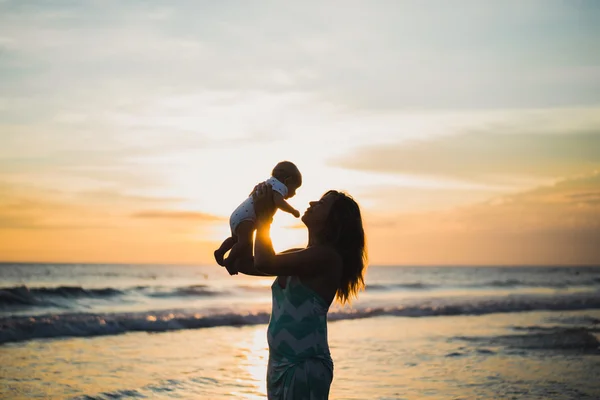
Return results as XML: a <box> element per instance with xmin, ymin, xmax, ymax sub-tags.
<box><xmin>1</xmin><ymin>264</ymin><xmax>599</xmax><ymax>399</ymax></box>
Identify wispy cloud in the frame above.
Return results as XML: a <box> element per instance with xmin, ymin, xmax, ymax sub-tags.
<box><xmin>132</xmin><ymin>210</ymin><xmax>224</xmax><ymax>222</ymax></box>
<box><xmin>1</xmin><ymin>1</ymin><xmax>600</xmax><ymax>264</ymax></box>
<box><xmin>1</xmin><ymin>1</ymin><xmax>599</xmax><ymax>110</ymax></box>
<box><xmin>449</xmin><ymin>172</ymin><xmax>600</xmax><ymax>232</ymax></box>
<box><xmin>0</xmin><ymin>184</ymin><xmax>108</xmax><ymax>231</ymax></box>
<box><xmin>366</xmin><ymin>173</ymin><xmax>600</xmax><ymax>265</ymax></box>
<box><xmin>0</xmin><ymin>182</ymin><xmax>223</xmax><ymax>263</ymax></box>
<box><xmin>333</xmin><ymin>108</ymin><xmax>600</xmax><ymax>184</ymax></box>
<box><xmin>0</xmin><ymin>183</ymin><xmax>186</xmax><ymax>231</ymax></box>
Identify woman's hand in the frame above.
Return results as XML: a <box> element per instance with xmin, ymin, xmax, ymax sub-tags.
<box><xmin>252</xmin><ymin>182</ymin><xmax>276</xmax><ymax>222</ymax></box>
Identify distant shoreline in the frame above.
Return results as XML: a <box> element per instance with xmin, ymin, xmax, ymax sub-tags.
<box><xmin>1</xmin><ymin>261</ymin><xmax>599</xmax><ymax>268</ymax></box>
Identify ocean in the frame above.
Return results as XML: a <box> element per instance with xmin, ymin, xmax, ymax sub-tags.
<box><xmin>1</xmin><ymin>263</ymin><xmax>599</xmax><ymax>399</ymax></box>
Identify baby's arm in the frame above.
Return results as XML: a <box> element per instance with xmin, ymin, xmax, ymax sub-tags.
<box><xmin>273</xmin><ymin>192</ymin><xmax>300</xmax><ymax>218</ymax></box>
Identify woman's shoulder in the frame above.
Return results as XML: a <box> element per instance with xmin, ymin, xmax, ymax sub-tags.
<box><xmin>280</xmin><ymin>247</ymin><xmax>305</xmax><ymax>254</ymax></box>
<box><xmin>279</xmin><ymin>246</ymin><xmax>342</xmax><ymax>273</ymax></box>
<box><xmin>283</xmin><ymin>245</ymin><xmax>339</xmax><ymax>259</ymax></box>
<box><xmin>296</xmin><ymin>246</ymin><xmax>342</xmax><ymax>305</ymax></box>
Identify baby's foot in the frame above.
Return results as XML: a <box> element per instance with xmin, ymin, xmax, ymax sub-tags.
<box><xmin>214</xmin><ymin>249</ymin><xmax>225</xmax><ymax>266</ymax></box>
<box><xmin>223</xmin><ymin>257</ymin><xmax>238</xmax><ymax>275</ymax></box>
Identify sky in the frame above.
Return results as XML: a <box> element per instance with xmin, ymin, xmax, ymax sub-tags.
<box><xmin>1</xmin><ymin>1</ymin><xmax>599</xmax><ymax>265</ymax></box>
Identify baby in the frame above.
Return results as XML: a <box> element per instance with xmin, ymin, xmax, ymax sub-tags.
<box><xmin>214</xmin><ymin>161</ymin><xmax>302</xmax><ymax>275</ymax></box>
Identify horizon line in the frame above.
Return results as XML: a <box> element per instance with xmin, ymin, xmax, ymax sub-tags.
<box><xmin>1</xmin><ymin>261</ymin><xmax>598</xmax><ymax>268</ymax></box>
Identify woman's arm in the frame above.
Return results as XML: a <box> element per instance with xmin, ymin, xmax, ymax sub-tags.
<box><xmin>234</xmin><ymin>247</ymin><xmax>307</xmax><ymax>277</ymax></box>
<box><xmin>254</xmin><ymin>219</ymin><xmax>336</xmax><ymax>276</ymax></box>
<box><xmin>252</xmin><ymin>183</ymin><xmax>339</xmax><ymax>276</ymax></box>
<box><xmin>233</xmin><ymin>256</ymin><xmax>271</xmax><ymax>276</ymax></box>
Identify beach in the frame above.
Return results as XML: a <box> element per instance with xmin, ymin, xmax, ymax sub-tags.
<box><xmin>1</xmin><ymin>264</ymin><xmax>599</xmax><ymax>399</ymax></box>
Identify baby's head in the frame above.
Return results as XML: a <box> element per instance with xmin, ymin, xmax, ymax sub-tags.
<box><xmin>272</xmin><ymin>161</ymin><xmax>302</xmax><ymax>199</ymax></box>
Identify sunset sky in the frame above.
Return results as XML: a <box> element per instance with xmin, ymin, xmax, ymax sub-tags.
<box><xmin>1</xmin><ymin>1</ymin><xmax>599</xmax><ymax>265</ymax></box>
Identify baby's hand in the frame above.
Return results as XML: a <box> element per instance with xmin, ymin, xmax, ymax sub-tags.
<box><xmin>292</xmin><ymin>209</ymin><xmax>300</xmax><ymax>218</ymax></box>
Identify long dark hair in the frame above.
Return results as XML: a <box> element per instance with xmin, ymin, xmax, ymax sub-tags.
<box><xmin>321</xmin><ymin>190</ymin><xmax>367</xmax><ymax>305</ymax></box>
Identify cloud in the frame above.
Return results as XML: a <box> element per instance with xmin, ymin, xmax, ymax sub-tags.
<box><xmin>2</xmin><ymin>1</ymin><xmax>600</xmax><ymax>265</ymax></box>
<box><xmin>131</xmin><ymin>210</ymin><xmax>224</xmax><ymax>222</ymax></box>
<box><xmin>0</xmin><ymin>181</ymin><xmax>225</xmax><ymax>263</ymax></box>
<box><xmin>333</xmin><ymin>114</ymin><xmax>600</xmax><ymax>183</ymax></box>
<box><xmin>356</xmin><ymin>183</ymin><xmax>505</xmax><ymax>213</ymax></box>
<box><xmin>565</xmin><ymin>191</ymin><xmax>600</xmax><ymax>205</ymax></box>
<box><xmin>403</xmin><ymin>173</ymin><xmax>600</xmax><ymax>233</ymax></box>
<box><xmin>0</xmin><ymin>184</ymin><xmax>106</xmax><ymax>230</ymax></box>
<box><xmin>78</xmin><ymin>190</ymin><xmax>183</xmax><ymax>205</ymax></box>
<box><xmin>0</xmin><ymin>182</ymin><xmax>189</xmax><ymax>230</ymax></box>
<box><xmin>455</xmin><ymin>172</ymin><xmax>600</xmax><ymax>231</ymax></box>
<box><xmin>1</xmin><ymin>1</ymin><xmax>599</xmax><ymax>110</ymax></box>
<box><xmin>365</xmin><ymin>173</ymin><xmax>600</xmax><ymax>265</ymax></box>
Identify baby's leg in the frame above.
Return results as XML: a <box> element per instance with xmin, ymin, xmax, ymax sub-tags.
<box><xmin>224</xmin><ymin>220</ymin><xmax>255</xmax><ymax>275</ymax></box>
<box><xmin>214</xmin><ymin>236</ymin><xmax>238</xmax><ymax>266</ymax></box>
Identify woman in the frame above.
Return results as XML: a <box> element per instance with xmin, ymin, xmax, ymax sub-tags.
<box><xmin>233</xmin><ymin>183</ymin><xmax>367</xmax><ymax>399</ymax></box>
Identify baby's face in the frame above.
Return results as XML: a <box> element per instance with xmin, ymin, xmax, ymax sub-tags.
<box><xmin>284</xmin><ymin>178</ymin><xmax>301</xmax><ymax>199</ymax></box>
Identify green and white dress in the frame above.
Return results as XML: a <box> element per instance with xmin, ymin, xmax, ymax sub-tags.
<box><xmin>267</xmin><ymin>275</ymin><xmax>334</xmax><ymax>400</ymax></box>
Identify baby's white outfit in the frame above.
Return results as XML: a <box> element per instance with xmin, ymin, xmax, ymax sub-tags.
<box><xmin>229</xmin><ymin>177</ymin><xmax>288</xmax><ymax>234</ymax></box>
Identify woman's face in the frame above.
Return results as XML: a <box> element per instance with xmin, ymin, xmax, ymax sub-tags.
<box><xmin>301</xmin><ymin>192</ymin><xmax>337</xmax><ymax>228</ymax></box>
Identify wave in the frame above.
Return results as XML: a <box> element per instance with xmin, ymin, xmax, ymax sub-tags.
<box><xmin>456</xmin><ymin>328</ymin><xmax>600</xmax><ymax>352</ymax></box>
<box><xmin>0</xmin><ymin>310</ymin><xmax>271</xmax><ymax>345</ymax></box>
<box><xmin>73</xmin><ymin>377</ymin><xmax>215</xmax><ymax>400</ymax></box>
<box><xmin>546</xmin><ymin>315</ymin><xmax>600</xmax><ymax>326</ymax></box>
<box><xmin>366</xmin><ymin>283</ymin><xmax>433</xmax><ymax>291</ymax></box>
<box><xmin>0</xmin><ymin>284</ymin><xmax>227</xmax><ymax>308</ymax></box>
<box><xmin>2</xmin><ymin>292</ymin><xmax>600</xmax><ymax>345</ymax></box>
<box><xmin>0</xmin><ymin>285</ymin><xmax>123</xmax><ymax>307</ymax></box>
<box><xmin>142</xmin><ymin>285</ymin><xmax>223</xmax><ymax>298</ymax></box>
<box><xmin>365</xmin><ymin>279</ymin><xmax>600</xmax><ymax>292</ymax></box>
<box><xmin>481</xmin><ymin>279</ymin><xmax>579</xmax><ymax>289</ymax></box>
<box><xmin>511</xmin><ymin>325</ymin><xmax>600</xmax><ymax>333</ymax></box>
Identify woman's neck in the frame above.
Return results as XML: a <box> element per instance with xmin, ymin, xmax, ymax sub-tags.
<box><xmin>307</xmin><ymin>230</ymin><xmax>325</xmax><ymax>247</ymax></box>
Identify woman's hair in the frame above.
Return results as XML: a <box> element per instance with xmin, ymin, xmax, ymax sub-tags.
<box><xmin>321</xmin><ymin>190</ymin><xmax>368</xmax><ymax>305</ymax></box>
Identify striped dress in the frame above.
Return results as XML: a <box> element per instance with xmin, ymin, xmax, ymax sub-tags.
<box><xmin>267</xmin><ymin>276</ymin><xmax>334</xmax><ymax>400</ymax></box>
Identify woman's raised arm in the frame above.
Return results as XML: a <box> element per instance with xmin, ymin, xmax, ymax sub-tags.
<box><xmin>252</xmin><ymin>183</ymin><xmax>340</xmax><ymax>277</ymax></box>
<box><xmin>233</xmin><ymin>256</ymin><xmax>271</xmax><ymax>276</ymax></box>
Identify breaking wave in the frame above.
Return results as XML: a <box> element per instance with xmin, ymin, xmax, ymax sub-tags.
<box><xmin>0</xmin><ymin>285</ymin><xmax>123</xmax><ymax>307</ymax></box>
<box><xmin>0</xmin><ymin>284</ymin><xmax>227</xmax><ymax>309</ymax></box>
<box><xmin>365</xmin><ymin>279</ymin><xmax>600</xmax><ymax>292</ymax></box>
<box><xmin>2</xmin><ymin>291</ymin><xmax>600</xmax><ymax>345</ymax></box>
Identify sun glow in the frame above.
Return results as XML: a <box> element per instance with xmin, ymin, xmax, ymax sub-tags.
<box><xmin>206</xmin><ymin>213</ymin><xmax>306</xmax><ymax>259</ymax></box>
<box><xmin>270</xmin><ymin>214</ymin><xmax>307</xmax><ymax>253</ymax></box>
<box><xmin>229</xmin><ymin>328</ymin><xmax>269</xmax><ymax>399</ymax></box>
<box><xmin>246</xmin><ymin>328</ymin><xmax>269</xmax><ymax>394</ymax></box>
